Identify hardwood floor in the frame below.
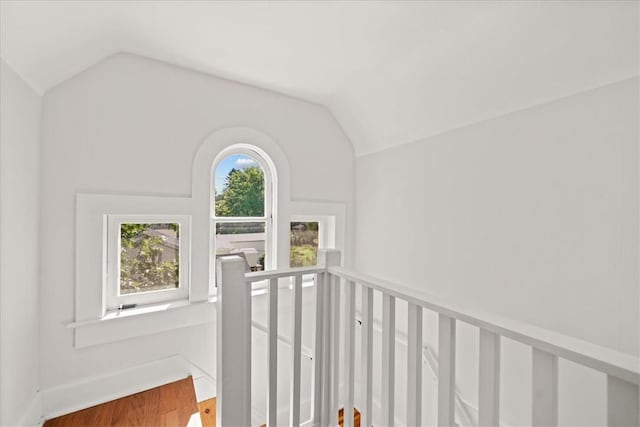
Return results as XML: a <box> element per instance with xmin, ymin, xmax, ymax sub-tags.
<box><xmin>338</xmin><ymin>407</ymin><xmax>361</xmax><ymax>427</ymax></box>
<box><xmin>43</xmin><ymin>378</ymin><xmax>360</xmax><ymax>427</ymax></box>
<box><xmin>43</xmin><ymin>376</ymin><xmax>199</xmax><ymax>427</ymax></box>
<box><xmin>200</xmin><ymin>398</ymin><xmax>359</xmax><ymax>427</ymax></box>
<box><xmin>197</xmin><ymin>399</ymin><xmax>215</xmax><ymax>427</ymax></box>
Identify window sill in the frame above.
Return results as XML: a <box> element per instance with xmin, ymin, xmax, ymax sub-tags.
<box><xmin>68</xmin><ymin>277</ymin><xmax>315</xmax><ymax>349</ymax></box>
<box><xmin>68</xmin><ymin>298</ymin><xmax>216</xmax><ymax>349</ymax></box>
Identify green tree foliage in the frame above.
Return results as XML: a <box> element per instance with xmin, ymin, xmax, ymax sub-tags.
<box><xmin>215</xmin><ymin>167</ymin><xmax>265</xmax><ymax>217</ymax></box>
<box><xmin>290</xmin><ymin>222</ymin><xmax>319</xmax><ymax>267</ymax></box>
<box><xmin>290</xmin><ymin>245</ymin><xmax>318</xmax><ymax>268</ymax></box>
<box><xmin>120</xmin><ymin>223</ymin><xmax>179</xmax><ymax>294</ymax></box>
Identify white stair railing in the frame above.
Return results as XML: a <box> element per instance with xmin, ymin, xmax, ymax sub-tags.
<box><xmin>217</xmin><ymin>250</ymin><xmax>640</xmax><ymax>427</ymax></box>
<box><xmin>216</xmin><ymin>253</ymin><xmax>333</xmax><ymax>427</ymax></box>
<box><xmin>330</xmin><ymin>265</ymin><xmax>640</xmax><ymax>427</ymax></box>
<box><xmin>216</xmin><ymin>255</ymin><xmax>252</xmax><ymax>427</ymax></box>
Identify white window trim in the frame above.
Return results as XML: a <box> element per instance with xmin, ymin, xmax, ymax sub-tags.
<box><xmin>71</xmin><ymin>127</ymin><xmax>299</xmax><ymax>348</ymax></box>
<box><xmin>209</xmin><ymin>143</ymin><xmax>278</xmax><ymax>295</ymax></box>
<box><xmin>72</xmin><ymin>193</ymin><xmax>202</xmax><ymax>348</ymax></box>
<box><xmin>106</xmin><ymin>214</ymin><xmax>191</xmax><ymax>311</ymax></box>
<box><xmin>289</xmin><ymin>200</ymin><xmax>346</xmax><ymax>263</ymax></box>
<box><xmin>289</xmin><ymin>206</ymin><xmax>344</xmax><ymax>287</ymax></box>
<box><xmin>210</xmin><ymin>144</ymin><xmax>278</xmax><ymax>291</ymax></box>
<box><xmin>192</xmin><ymin>128</ymin><xmax>292</xmax><ymax>289</ymax></box>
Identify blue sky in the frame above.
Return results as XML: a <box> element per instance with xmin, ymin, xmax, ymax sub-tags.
<box><xmin>214</xmin><ymin>154</ymin><xmax>258</xmax><ymax>194</ymax></box>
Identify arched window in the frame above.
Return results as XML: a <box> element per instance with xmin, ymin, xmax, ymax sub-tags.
<box><xmin>212</xmin><ymin>145</ymin><xmax>276</xmax><ymax>273</ymax></box>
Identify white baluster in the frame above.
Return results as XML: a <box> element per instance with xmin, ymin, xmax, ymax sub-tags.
<box><xmin>361</xmin><ymin>286</ymin><xmax>374</xmax><ymax>427</ymax></box>
<box><xmin>319</xmin><ymin>249</ymin><xmax>341</xmax><ymax>427</ymax></box>
<box><xmin>382</xmin><ymin>293</ymin><xmax>396</xmax><ymax>426</ymax></box>
<box><xmin>331</xmin><ymin>274</ymin><xmax>341</xmax><ymax>425</ymax></box>
<box><xmin>532</xmin><ymin>348</ymin><xmax>558</xmax><ymax>427</ymax></box>
<box><xmin>607</xmin><ymin>375</ymin><xmax>639</xmax><ymax>427</ymax></box>
<box><xmin>407</xmin><ymin>303</ymin><xmax>423</xmax><ymax>427</ymax></box>
<box><xmin>322</xmin><ymin>274</ymin><xmax>332</xmax><ymax>425</ymax></box>
<box><xmin>438</xmin><ymin>314</ymin><xmax>456</xmax><ymax>427</ymax></box>
<box><xmin>216</xmin><ymin>256</ymin><xmax>251</xmax><ymax>427</ymax></box>
<box><xmin>479</xmin><ymin>329</ymin><xmax>500</xmax><ymax>427</ymax></box>
<box><xmin>312</xmin><ymin>272</ymin><xmax>325</xmax><ymax>427</ymax></box>
<box><xmin>343</xmin><ymin>280</ymin><xmax>356</xmax><ymax>427</ymax></box>
<box><xmin>267</xmin><ymin>278</ymin><xmax>278</xmax><ymax>427</ymax></box>
<box><xmin>290</xmin><ymin>274</ymin><xmax>303</xmax><ymax>427</ymax></box>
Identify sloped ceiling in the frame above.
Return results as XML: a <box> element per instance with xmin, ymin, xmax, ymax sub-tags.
<box><xmin>1</xmin><ymin>1</ymin><xmax>638</xmax><ymax>156</ymax></box>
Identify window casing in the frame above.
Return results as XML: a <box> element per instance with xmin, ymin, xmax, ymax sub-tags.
<box><xmin>212</xmin><ymin>145</ymin><xmax>276</xmax><ymax>287</ymax></box>
<box><xmin>106</xmin><ymin>214</ymin><xmax>191</xmax><ymax>310</ymax></box>
<box><xmin>72</xmin><ymin>128</ymin><xmax>295</xmax><ymax>347</ymax></box>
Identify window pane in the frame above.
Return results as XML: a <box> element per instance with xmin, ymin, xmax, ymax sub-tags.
<box><xmin>216</xmin><ymin>222</ymin><xmax>266</xmax><ymax>271</ymax></box>
<box><xmin>290</xmin><ymin>222</ymin><xmax>319</xmax><ymax>267</ymax></box>
<box><xmin>119</xmin><ymin>223</ymin><xmax>179</xmax><ymax>295</ymax></box>
<box><xmin>214</xmin><ymin>154</ymin><xmax>265</xmax><ymax>217</ymax></box>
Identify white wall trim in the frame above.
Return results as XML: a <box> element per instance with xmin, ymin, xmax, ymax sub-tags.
<box><xmin>75</xmin><ymin>126</ymin><xmax>294</xmax><ymax>324</ymax></box>
<box><xmin>75</xmin><ymin>193</ymin><xmax>195</xmax><ymax>322</ymax></box>
<box><xmin>191</xmin><ymin>126</ymin><xmax>293</xmax><ymax>292</ymax></box>
<box><xmin>290</xmin><ymin>200</ymin><xmax>347</xmax><ymax>265</ymax></box>
<box><xmin>70</xmin><ymin>299</ymin><xmax>215</xmax><ymax>348</ymax></box>
<box><xmin>15</xmin><ymin>393</ymin><xmax>43</xmax><ymax>427</ymax></box>
<box><xmin>72</xmin><ymin>127</ymin><xmax>350</xmax><ymax>350</ymax></box>
<box><xmin>40</xmin><ymin>354</ymin><xmax>214</xmax><ymax>422</ymax></box>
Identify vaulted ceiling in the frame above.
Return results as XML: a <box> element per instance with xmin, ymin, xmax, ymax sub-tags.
<box><xmin>1</xmin><ymin>1</ymin><xmax>638</xmax><ymax>156</ymax></box>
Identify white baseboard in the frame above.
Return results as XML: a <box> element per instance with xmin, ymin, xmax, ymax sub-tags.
<box><xmin>15</xmin><ymin>392</ymin><xmax>43</xmax><ymax>427</ymax></box>
<box><xmin>192</xmin><ymin>371</ymin><xmax>216</xmax><ymax>402</ymax></box>
<box><xmin>40</xmin><ymin>354</ymin><xmax>214</xmax><ymax>421</ymax></box>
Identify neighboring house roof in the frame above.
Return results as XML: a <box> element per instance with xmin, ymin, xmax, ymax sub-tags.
<box><xmin>215</xmin><ymin>233</ymin><xmax>265</xmax><ymax>251</ymax></box>
<box><xmin>147</xmin><ymin>229</ymin><xmax>179</xmax><ymax>250</ymax></box>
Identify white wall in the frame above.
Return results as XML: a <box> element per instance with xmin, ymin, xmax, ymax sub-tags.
<box><xmin>38</xmin><ymin>53</ymin><xmax>354</xmax><ymax>402</ymax></box>
<box><xmin>0</xmin><ymin>59</ymin><xmax>42</xmax><ymax>426</ymax></box>
<box><xmin>355</xmin><ymin>78</ymin><xmax>639</xmax><ymax>424</ymax></box>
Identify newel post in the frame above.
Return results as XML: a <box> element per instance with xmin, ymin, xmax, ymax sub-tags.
<box><xmin>216</xmin><ymin>256</ymin><xmax>251</xmax><ymax>427</ymax></box>
<box><xmin>315</xmin><ymin>249</ymin><xmax>341</xmax><ymax>426</ymax></box>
